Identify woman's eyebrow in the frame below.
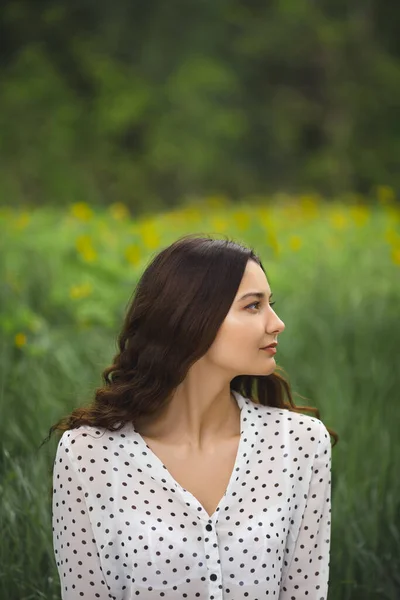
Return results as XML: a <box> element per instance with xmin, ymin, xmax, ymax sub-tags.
<box><xmin>237</xmin><ymin>291</ymin><xmax>273</xmax><ymax>302</ymax></box>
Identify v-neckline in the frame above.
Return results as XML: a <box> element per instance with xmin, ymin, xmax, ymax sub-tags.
<box><xmin>132</xmin><ymin>390</ymin><xmax>247</xmax><ymax>520</ymax></box>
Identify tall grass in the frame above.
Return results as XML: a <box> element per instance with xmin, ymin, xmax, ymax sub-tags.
<box><xmin>1</xmin><ymin>194</ymin><xmax>399</xmax><ymax>599</ymax></box>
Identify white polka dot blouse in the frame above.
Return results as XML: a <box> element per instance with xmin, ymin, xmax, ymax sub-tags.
<box><xmin>52</xmin><ymin>389</ymin><xmax>332</xmax><ymax>599</ymax></box>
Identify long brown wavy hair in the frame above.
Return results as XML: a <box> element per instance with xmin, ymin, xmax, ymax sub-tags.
<box><xmin>41</xmin><ymin>233</ymin><xmax>338</xmax><ymax>448</ymax></box>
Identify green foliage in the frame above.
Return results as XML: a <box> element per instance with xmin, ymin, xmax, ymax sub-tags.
<box><xmin>0</xmin><ymin>0</ymin><xmax>399</xmax><ymax>208</ymax></box>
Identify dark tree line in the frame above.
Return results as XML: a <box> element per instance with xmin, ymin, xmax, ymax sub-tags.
<box><xmin>0</xmin><ymin>0</ymin><xmax>399</xmax><ymax>208</ymax></box>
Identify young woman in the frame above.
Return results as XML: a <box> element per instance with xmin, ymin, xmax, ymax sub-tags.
<box><xmin>46</xmin><ymin>233</ymin><xmax>338</xmax><ymax>600</ymax></box>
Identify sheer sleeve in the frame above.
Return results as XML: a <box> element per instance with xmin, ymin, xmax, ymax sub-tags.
<box><xmin>279</xmin><ymin>422</ymin><xmax>332</xmax><ymax>600</ymax></box>
<box><xmin>52</xmin><ymin>431</ymin><xmax>113</xmax><ymax>599</ymax></box>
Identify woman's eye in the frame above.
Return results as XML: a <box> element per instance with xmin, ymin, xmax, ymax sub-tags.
<box><xmin>247</xmin><ymin>302</ymin><xmax>260</xmax><ymax>310</ymax></box>
<box><xmin>247</xmin><ymin>301</ymin><xmax>275</xmax><ymax>310</ymax></box>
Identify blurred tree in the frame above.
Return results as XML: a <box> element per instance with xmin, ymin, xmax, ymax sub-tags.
<box><xmin>0</xmin><ymin>0</ymin><xmax>399</xmax><ymax>207</ymax></box>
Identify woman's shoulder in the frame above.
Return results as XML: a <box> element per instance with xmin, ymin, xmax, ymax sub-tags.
<box><xmin>57</xmin><ymin>424</ymin><xmax>122</xmax><ymax>455</ymax></box>
<box><xmin>254</xmin><ymin>401</ymin><xmax>329</xmax><ymax>439</ymax></box>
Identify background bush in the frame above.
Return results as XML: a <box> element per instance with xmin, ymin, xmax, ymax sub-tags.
<box><xmin>0</xmin><ymin>0</ymin><xmax>400</xmax><ymax>209</ymax></box>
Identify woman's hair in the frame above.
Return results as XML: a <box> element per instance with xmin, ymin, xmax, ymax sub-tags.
<box><xmin>41</xmin><ymin>233</ymin><xmax>338</xmax><ymax>448</ymax></box>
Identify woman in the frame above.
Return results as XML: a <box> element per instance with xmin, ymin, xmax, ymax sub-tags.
<box><xmin>47</xmin><ymin>233</ymin><xmax>338</xmax><ymax>599</ymax></box>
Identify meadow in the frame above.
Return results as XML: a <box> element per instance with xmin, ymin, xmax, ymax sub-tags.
<box><xmin>1</xmin><ymin>192</ymin><xmax>399</xmax><ymax>599</ymax></box>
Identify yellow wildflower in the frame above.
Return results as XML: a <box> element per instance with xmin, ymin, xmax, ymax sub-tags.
<box><xmin>210</xmin><ymin>215</ymin><xmax>229</xmax><ymax>232</ymax></box>
<box><xmin>14</xmin><ymin>212</ymin><xmax>30</xmax><ymax>230</ymax></box>
<box><xmin>267</xmin><ymin>231</ymin><xmax>281</xmax><ymax>257</ymax></box>
<box><xmin>330</xmin><ymin>210</ymin><xmax>348</xmax><ymax>230</ymax></box>
<box><xmin>75</xmin><ymin>234</ymin><xmax>91</xmax><ymax>252</ymax></box>
<box><xmin>140</xmin><ymin>221</ymin><xmax>161</xmax><ymax>250</ymax></box>
<box><xmin>125</xmin><ymin>244</ymin><xmax>141</xmax><ymax>266</ymax></box>
<box><xmin>75</xmin><ymin>235</ymin><xmax>97</xmax><ymax>262</ymax></box>
<box><xmin>391</xmin><ymin>247</ymin><xmax>400</xmax><ymax>266</ymax></box>
<box><xmin>289</xmin><ymin>235</ymin><xmax>302</xmax><ymax>251</ymax></box>
<box><xmin>384</xmin><ymin>227</ymin><xmax>400</xmax><ymax>246</ymax></box>
<box><xmin>232</xmin><ymin>211</ymin><xmax>250</xmax><ymax>231</ymax></box>
<box><xmin>82</xmin><ymin>247</ymin><xmax>97</xmax><ymax>262</ymax></box>
<box><xmin>258</xmin><ymin>208</ymin><xmax>273</xmax><ymax>230</ymax></box>
<box><xmin>385</xmin><ymin>206</ymin><xmax>400</xmax><ymax>224</ymax></box>
<box><xmin>69</xmin><ymin>282</ymin><xmax>93</xmax><ymax>299</ymax></box>
<box><xmin>350</xmin><ymin>205</ymin><xmax>370</xmax><ymax>227</ymax></box>
<box><xmin>15</xmin><ymin>333</ymin><xmax>27</xmax><ymax>348</ymax></box>
<box><xmin>299</xmin><ymin>195</ymin><xmax>319</xmax><ymax>219</ymax></box>
<box><xmin>109</xmin><ymin>202</ymin><xmax>130</xmax><ymax>220</ymax></box>
<box><xmin>70</xmin><ymin>202</ymin><xmax>93</xmax><ymax>221</ymax></box>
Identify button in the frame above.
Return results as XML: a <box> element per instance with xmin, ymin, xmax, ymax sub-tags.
<box><xmin>210</xmin><ymin>574</ymin><xmax>217</xmax><ymax>581</ymax></box>
<box><xmin>206</xmin><ymin>524</ymin><xmax>212</xmax><ymax>531</ymax></box>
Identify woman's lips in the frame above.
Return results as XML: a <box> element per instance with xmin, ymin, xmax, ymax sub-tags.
<box><xmin>261</xmin><ymin>347</ymin><xmax>277</xmax><ymax>354</ymax></box>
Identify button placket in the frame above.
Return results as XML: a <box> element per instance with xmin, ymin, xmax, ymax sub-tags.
<box><xmin>203</xmin><ymin>519</ymin><xmax>223</xmax><ymax>600</ymax></box>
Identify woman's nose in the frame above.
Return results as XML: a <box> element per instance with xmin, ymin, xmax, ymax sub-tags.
<box><xmin>269</xmin><ymin>316</ymin><xmax>285</xmax><ymax>334</ymax></box>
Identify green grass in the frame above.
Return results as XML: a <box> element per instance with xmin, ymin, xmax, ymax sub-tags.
<box><xmin>1</xmin><ymin>195</ymin><xmax>399</xmax><ymax>599</ymax></box>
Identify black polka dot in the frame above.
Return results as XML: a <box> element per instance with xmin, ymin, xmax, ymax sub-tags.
<box><xmin>52</xmin><ymin>390</ymin><xmax>332</xmax><ymax>599</ymax></box>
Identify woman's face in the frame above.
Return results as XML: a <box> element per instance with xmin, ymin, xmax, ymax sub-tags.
<box><xmin>207</xmin><ymin>259</ymin><xmax>286</xmax><ymax>377</ymax></box>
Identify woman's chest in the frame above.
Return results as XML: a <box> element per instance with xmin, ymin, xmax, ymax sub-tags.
<box><xmin>86</xmin><ymin>433</ymin><xmax>296</xmax><ymax>596</ymax></box>
<box><xmin>141</xmin><ymin>435</ymin><xmax>241</xmax><ymax>518</ymax></box>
